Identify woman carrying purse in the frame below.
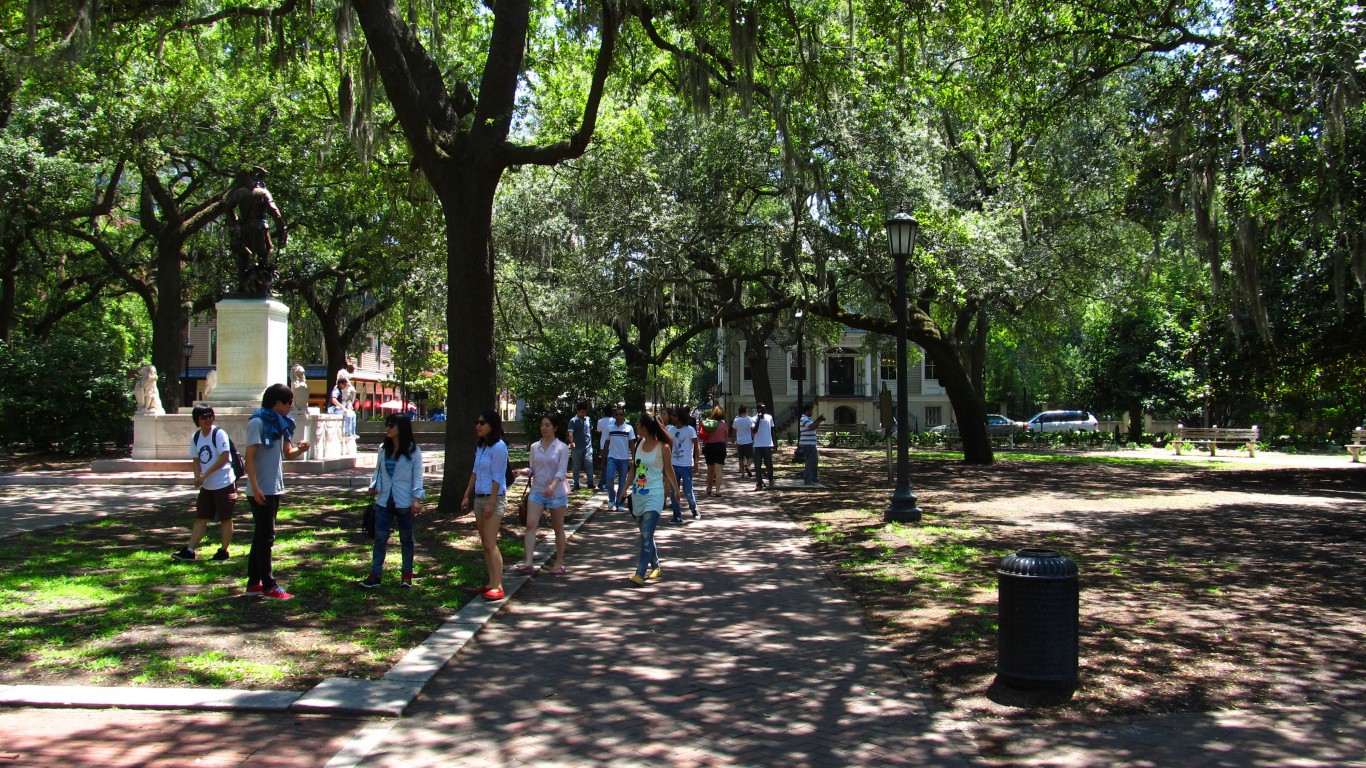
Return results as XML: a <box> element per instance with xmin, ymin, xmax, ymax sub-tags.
<box><xmin>359</xmin><ymin>414</ymin><xmax>424</xmax><ymax>589</ymax></box>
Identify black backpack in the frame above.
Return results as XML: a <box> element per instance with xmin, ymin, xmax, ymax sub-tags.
<box><xmin>197</xmin><ymin>427</ymin><xmax>247</xmax><ymax>481</ymax></box>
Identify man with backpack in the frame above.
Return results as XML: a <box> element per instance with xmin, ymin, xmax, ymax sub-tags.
<box><xmin>173</xmin><ymin>405</ymin><xmax>241</xmax><ymax>562</ymax></box>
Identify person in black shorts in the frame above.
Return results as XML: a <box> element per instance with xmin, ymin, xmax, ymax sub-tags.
<box><xmin>173</xmin><ymin>406</ymin><xmax>238</xmax><ymax>562</ymax></box>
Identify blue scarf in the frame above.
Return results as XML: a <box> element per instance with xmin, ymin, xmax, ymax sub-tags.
<box><xmin>252</xmin><ymin>407</ymin><xmax>296</xmax><ymax>442</ymax></box>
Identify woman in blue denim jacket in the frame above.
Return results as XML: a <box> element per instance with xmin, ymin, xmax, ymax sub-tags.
<box><xmin>359</xmin><ymin>414</ymin><xmax>424</xmax><ymax>588</ymax></box>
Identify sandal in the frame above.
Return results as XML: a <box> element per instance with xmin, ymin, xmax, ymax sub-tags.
<box><xmin>481</xmin><ymin>587</ymin><xmax>506</xmax><ymax>600</ymax></box>
<box><xmin>552</xmin><ymin>565</ymin><xmax>568</xmax><ymax>574</ymax></box>
<box><xmin>514</xmin><ymin>564</ymin><xmax>536</xmax><ymax>575</ymax></box>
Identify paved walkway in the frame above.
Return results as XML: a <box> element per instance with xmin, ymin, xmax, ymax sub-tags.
<box><xmin>0</xmin><ymin>465</ymin><xmax>1362</xmax><ymax>766</ymax></box>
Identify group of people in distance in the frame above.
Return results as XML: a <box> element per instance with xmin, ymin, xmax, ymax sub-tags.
<box><xmin>172</xmin><ymin>387</ymin><xmax>826</xmax><ymax>601</ymax></box>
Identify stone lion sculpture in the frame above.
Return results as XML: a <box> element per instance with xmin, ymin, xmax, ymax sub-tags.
<box><xmin>134</xmin><ymin>365</ymin><xmax>164</xmax><ymax>415</ymax></box>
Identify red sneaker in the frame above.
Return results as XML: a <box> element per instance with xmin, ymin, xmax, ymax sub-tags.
<box><xmin>400</xmin><ymin>573</ymin><xmax>414</xmax><ymax>589</ymax></box>
<box><xmin>480</xmin><ymin>587</ymin><xmax>506</xmax><ymax>601</ymax></box>
<box><xmin>245</xmin><ymin>583</ymin><xmax>264</xmax><ymax>597</ymax></box>
<box><xmin>262</xmin><ymin>586</ymin><xmax>294</xmax><ymax>601</ymax></box>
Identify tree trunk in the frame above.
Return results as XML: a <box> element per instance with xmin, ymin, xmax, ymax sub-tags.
<box><xmin>1128</xmin><ymin>399</ymin><xmax>1144</xmax><ymax>443</ymax></box>
<box><xmin>437</xmin><ymin>169</ymin><xmax>500</xmax><ymax>514</ymax></box>
<box><xmin>152</xmin><ymin>238</ymin><xmax>185</xmax><ymax>413</ymax></box>
<box><xmin>925</xmin><ymin>336</ymin><xmax>993</xmax><ymax>464</ymax></box>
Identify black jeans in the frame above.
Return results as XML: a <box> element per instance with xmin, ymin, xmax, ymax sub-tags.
<box><xmin>247</xmin><ymin>495</ymin><xmax>281</xmax><ymax>589</ymax></box>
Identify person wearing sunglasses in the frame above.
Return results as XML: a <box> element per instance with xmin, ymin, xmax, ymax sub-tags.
<box><xmin>460</xmin><ymin>410</ymin><xmax>510</xmax><ymax>600</ymax></box>
<box><xmin>359</xmin><ymin>415</ymin><xmax>424</xmax><ymax>588</ymax></box>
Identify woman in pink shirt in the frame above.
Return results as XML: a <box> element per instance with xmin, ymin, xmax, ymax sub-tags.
<box><xmin>516</xmin><ymin>413</ymin><xmax>571</xmax><ymax>574</ymax></box>
<box><xmin>699</xmin><ymin>406</ymin><xmax>729</xmax><ymax>496</ymax></box>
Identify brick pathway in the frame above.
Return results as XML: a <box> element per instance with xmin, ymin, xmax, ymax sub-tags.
<box><xmin>347</xmin><ymin>487</ymin><xmax>975</xmax><ymax>767</ymax></box>
<box><xmin>0</xmin><ymin>708</ymin><xmax>365</xmax><ymax>767</ymax></box>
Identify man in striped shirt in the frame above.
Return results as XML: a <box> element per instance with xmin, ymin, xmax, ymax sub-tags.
<box><xmin>798</xmin><ymin>404</ymin><xmax>826</xmax><ymax>486</ymax></box>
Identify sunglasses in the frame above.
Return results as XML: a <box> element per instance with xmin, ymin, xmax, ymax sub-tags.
<box><xmin>475</xmin><ymin>419</ymin><xmax>488</xmax><ymax>425</ymax></box>
<box><xmin>385</xmin><ymin>422</ymin><xmax>400</xmax><ymax>428</ymax></box>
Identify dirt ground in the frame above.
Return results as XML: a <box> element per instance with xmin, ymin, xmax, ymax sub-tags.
<box><xmin>779</xmin><ymin>448</ymin><xmax>1366</xmax><ymax>724</ymax></box>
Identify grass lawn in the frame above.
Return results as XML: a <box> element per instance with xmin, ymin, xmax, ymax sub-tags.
<box><xmin>0</xmin><ymin>488</ymin><xmax>547</xmax><ymax>690</ymax></box>
<box><xmin>778</xmin><ymin>447</ymin><xmax>1366</xmax><ymax>721</ymax></box>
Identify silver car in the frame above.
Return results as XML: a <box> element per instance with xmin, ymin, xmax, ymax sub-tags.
<box><xmin>1024</xmin><ymin>410</ymin><xmax>1099</xmax><ymax>433</ymax></box>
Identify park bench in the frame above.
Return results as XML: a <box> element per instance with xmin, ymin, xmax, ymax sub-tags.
<box><xmin>816</xmin><ymin>423</ymin><xmax>867</xmax><ymax>447</ymax></box>
<box><xmin>1347</xmin><ymin>427</ymin><xmax>1366</xmax><ymax>463</ymax></box>
<box><xmin>937</xmin><ymin>423</ymin><xmax>1019</xmax><ymax>448</ymax></box>
<box><xmin>1174</xmin><ymin>425</ymin><xmax>1260</xmax><ymax>458</ymax></box>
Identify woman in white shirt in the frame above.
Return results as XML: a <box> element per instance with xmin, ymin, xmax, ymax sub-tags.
<box><xmin>516</xmin><ymin>413</ymin><xmax>571</xmax><ymax>574</ymax></box>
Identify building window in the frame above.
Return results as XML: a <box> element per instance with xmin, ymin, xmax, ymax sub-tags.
<box><xmin>742</xmin><ymin>350</ymin><xmax>753</xmax><ymax>382</ymax></box>
<box><xmin>924</xmin><ymin>356</ymin><xmax>938</xmax><ymax>382</ymax></box>
<box><xmin>880</xmin><ymin>355</ymin><xmax>896</xmax><ymax>381</ymax></box>
<box><xmin>209</xmin><ymin>330</ymin><xmax>217</xmax><ymax>366</ymax></box>
<box><xmin>926</xmin><ymin>406</ymin><xmax>942</xmax><ymax>427</ymax></box>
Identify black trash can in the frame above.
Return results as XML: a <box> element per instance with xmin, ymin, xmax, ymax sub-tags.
<box><xmin>996</xmin><ymin>548</ymin><xmax>1079</xmax><ymax>691</ymax></box>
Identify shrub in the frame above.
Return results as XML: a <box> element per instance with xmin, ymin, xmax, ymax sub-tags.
<box><xmin>0</xmin><ymin>335</ymin><xmax>136</xmax><ymax>454</ymax></box>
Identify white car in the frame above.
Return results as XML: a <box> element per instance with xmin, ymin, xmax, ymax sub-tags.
<box><xmin>1023</xmin><ymin>410</ymin><xmax>1100</xmax><ymax>433</ymax></box>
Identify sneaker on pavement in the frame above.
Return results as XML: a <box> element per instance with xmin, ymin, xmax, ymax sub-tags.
<box><xmin>647</xmin><ymin>567</ymin><xmax>662</xmax><ymax>580</ymax></box>
<box><xmin>629</xmin><ymin>574</ymin><xmax>646</xmax><ymax>586</ymax></box>
<box><xmin>691</xmin><ymin>509</ymin><xmax>700</xmax><ymax>520</ymax></box>
<box><xmin>211</xmin><ymin>548</ymin><xmax>229</xmax><ymax>561</ymax></box>
<box><xmin>262</xmin><ymin>586</ymin><xmax>294</xmax><ymax>601</ymax></box>
<box><xmin>358</xmin><ymin>573</ymin><xmax>381</xmax><ymax>589</ymax></box>
<box><xmin>171</xmin><ymin>547</ymin><xmax>196</xmax><ymax>562</ymax></box>
<box><xmin>400</xmin><ymin>573</ymin><xmax>414</xmax><ymax>588</ymax></box>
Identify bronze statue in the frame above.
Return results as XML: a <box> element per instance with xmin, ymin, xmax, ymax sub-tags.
<box><xmin>226</xmin><ymin>166</ymin><xmax>287</xmax><ymax>297</ymax></box>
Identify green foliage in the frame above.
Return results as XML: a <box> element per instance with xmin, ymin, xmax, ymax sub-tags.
<box><xmin>0</xmin><ymin>334</ymin><xmax>136</xmax><ymax>453</ymax></box>
<box><xmin>505</xmin><ymin>324</ymin><xmax>625</xmax><ymax>431</ymax></box>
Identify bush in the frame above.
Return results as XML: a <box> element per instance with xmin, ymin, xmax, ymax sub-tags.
<box><xmin>0</xmin><ymin>335</ymin><xmax>136</xmax><ymax>454</ymax></box>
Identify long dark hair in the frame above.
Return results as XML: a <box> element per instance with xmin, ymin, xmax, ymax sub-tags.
<box><xmin>382</xmin><ymin>414</ymin><xmax>417</xmax><ymax>458</ymax></box>
<box><xmin>476</xmin><ymin>409</ymin><xmax>505</xmax><ymax>447</ymax></box>
<box><xmin>637</xmin><ymin>411</ymin><xmax>673</xmax><ymax>446</ymax></box>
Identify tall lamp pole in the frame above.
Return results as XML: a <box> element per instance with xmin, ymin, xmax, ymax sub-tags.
<box><xmin>793</xmin><ymin>309</ymin><xmax>805</xmax><ymax>461</ymax></box>
<box><xmin>885</xmin><ymin>212</ymin><xmax>923</xmax><ymax>523</ymax></box>
<box><xmin>182</xmin><ymin>341</ymin><xmax>194</xmax><ymax>408</ymax></box>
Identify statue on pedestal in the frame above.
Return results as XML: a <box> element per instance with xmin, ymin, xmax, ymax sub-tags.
<box><xmin>226</xmin><ymin>166</ymin><xmax>287</xmax><ymax>298</ymax></box>
<box><xmin>134</xmin><ymin>365</ymin><xmax>165</xmax><ymax>415</ymax></box>
<box><xmin>290</xmin><ymin>364</ymin><xmax>311</xmax><ymax>418</ymax></box>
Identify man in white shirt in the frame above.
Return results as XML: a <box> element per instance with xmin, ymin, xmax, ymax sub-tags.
<box><xmin>731</xmin><ymin>405</ymin><xmax>755</xmax><ymax>479</ymax></box>
<box><xmin>667</xmin><ymin>408</ymin><xmax>701</xmax><ymax>523</ymax></box>
<box><xmin>603</xmin><ymin>408</ymin><xmax>636</xmax><ymax>511</ymax></box>
<box><xmin>751</xmin><ymin>402</ymin><xmax>775</xmax><ymax>489</ymax></box>
<box><xmin>172</xmin><ymin>405</ymin><xmax>238</xmax><ymax>562</ymax></box>
<box><xmin>595</xmin><ymin>404</ymin><xmax>615</xmax><ymax>492</ymax></box>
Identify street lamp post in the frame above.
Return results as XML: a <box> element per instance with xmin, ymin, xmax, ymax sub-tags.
<box><xmin>182</xmin><ymin>341</ymin><xmax>195</xmax><ymax>408</ymax></box>
<box><xmin>885</xmin><ymin>212</ymin><xmax>923</xmax><ymax>523</ymax></box>
<box><xmin>793</xmin><ymin>309</ymin><xmax>806</xmax><ymax>461</ymax></box>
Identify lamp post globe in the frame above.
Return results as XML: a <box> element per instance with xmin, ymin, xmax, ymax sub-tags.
<box><xmin>884</xmin><ymin>212</ymin><xmax>922</xmax><ymax>523</ymax></box>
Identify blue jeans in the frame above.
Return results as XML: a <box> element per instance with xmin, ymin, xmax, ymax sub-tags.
<box><xmin>668</xmin><ymin>465</ymin><xmax>697</xmax><ymax>518</ymax></box>
<box><xmin>570</xmin><ymin>446</ymin><xmax>592</xmax><ymax>488</ymax></box>
<box><xmin>635</xmin><ymin>509</ymin><xmax>661</xmax><ymax>576</ymax></box>
<box><xmin>802</xmin><ymin>444</ymin><xmax>819</xmax><ymax>484</ymax></box>
<box><xmin>604</xmin><ymin>458</ymin><xmax>630</xmax><ymax>508</ymax></box>
<box><xmin>371</xmin><ymin>499</ymin><xmax>415</xmax><ymax>576</ymax></box>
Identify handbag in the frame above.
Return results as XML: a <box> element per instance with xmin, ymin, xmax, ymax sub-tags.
<box><xmin>516</xmin><ymin>477</ymin><xmax>530</xmax><ymax>526</ymax></box>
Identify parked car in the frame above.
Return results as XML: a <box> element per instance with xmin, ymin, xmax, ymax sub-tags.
<box><xmin>929</xmin><ymin>414</ymin><xmax>1025</xmax><ymax>434</ymax></box>
<box><xmin>1023</xmin><ymin>410</ymin><xmax>1100</xmax><ymax>433</ymax></box>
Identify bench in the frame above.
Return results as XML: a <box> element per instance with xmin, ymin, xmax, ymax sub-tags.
<box><xmin>1347</xmin><ymin>428</ymin><xmax>1366</xmax><ymax>463</ymax></box>
<box><xmin>936</xmin><ymin>424</ymin><xmax>1019</xmax><ymax>448</ymax></box>
<box><xmin>816</xmin><ymin>423</ymin><xmax>867</xmax><ymax>447</ymax></box>
<box><xmin>1175</xmin><ymin>425</ymin><xmax>1260</xmax><ymax>458</ymax></box>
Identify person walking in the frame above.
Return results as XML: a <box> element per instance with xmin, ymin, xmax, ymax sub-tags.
<box><xmin>172</xmin><ymin>405</ymin><xmax>237</xmax><ymax>562</ymax></box>
<box><xmin>751</xmin><ymin>402</ymin><xmax>776</xmax><ymax>490</ymax></box>
<box><xmin>628</xmin><ymin>412</ymin><xmax>678</xmax><ymax>586</ymax></box>
<box><xmin>358</xmin><ymin>414</ymin><xmax>424</xmax><ymax>588</ymax></box>
<box><xmin>602</xmin><ymin>407</ymin><xmax>636</xmax><ymax>511</ymax></box>
<box><xmin>567</xmin><ymin>403</ymin><xmax>595</xmax><ymax>491</ymax></box>
<box><xmin>731</xmin><ymin>405</ymin><xmax>755</xmax><ymax>480</ymax></box>
<box><xmin>667</xmin><ymin>407</ymin><xmax>701</xmax><ymax>523</ymax></box>
<box><xmin>460</xmin><ymin>410</ymin><xmax>510</xmax><ymax>601</ymax></box>
<box><xmin>244</xmin><ymin>384</ymin><xmax>310</xmax><ymax>600</ymax></box>
<box><xmin>595</xmin><ymin>404</ymin><xmax>615</xmax><ymax>493</ymax></box>
<box><xmin>700</xmin><ymin>405</ymin><xmax>728</xmax><ymax>496</ymax></box>
<box><xmin>516</xmin><ymin>413</ymin><xmax>571</xmax><ymax>575</ymax></box>
<box><xmin>798</xmin><ymin>404</ymin><xmax>826</xmax><ymax>485</ymax></box>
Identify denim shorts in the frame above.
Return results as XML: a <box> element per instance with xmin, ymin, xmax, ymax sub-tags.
<box><xmin>529</xmin><ymin>491</ymin><xmax>568</xmax><ymax>509</ymax></box>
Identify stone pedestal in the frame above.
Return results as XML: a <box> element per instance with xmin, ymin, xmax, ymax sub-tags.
<box><xmin>123</xmin><ymin>411</ymin><xmax>356</xmax><ymax>466</ymax></box>
<box><xmin>203</xmin><ymin>298</ymin><xmax>290</xmax><ymax>408</ymax></box>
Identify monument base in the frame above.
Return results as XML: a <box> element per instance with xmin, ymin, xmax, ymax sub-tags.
<box><xmin>128</xmin><ymin>412</ymin><xmax>355</xmax><ymax>462</ymax></box>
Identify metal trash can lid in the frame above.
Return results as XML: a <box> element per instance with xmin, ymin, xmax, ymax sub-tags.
<box><xmin>998</xmin><ymin>548</ymin><xmax>1079</xmax><ymax>579</ymax></box>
